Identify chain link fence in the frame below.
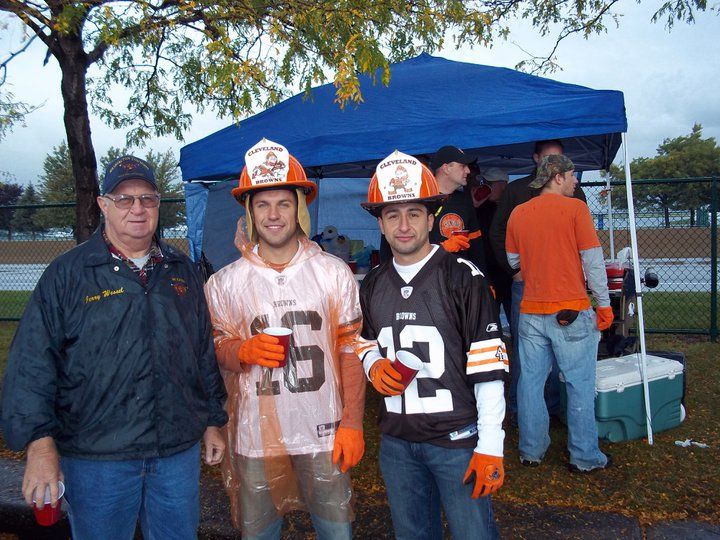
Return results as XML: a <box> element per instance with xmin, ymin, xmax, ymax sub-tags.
<box><xmin>0</xmin><ymin>199</ymin><xmax>189</xmax><ymax>321</ymax></box>
<box><xmin>584</xmin><ymin>177</ymin><xmax>718</xmax><ymax>340</ymax></box>
<box><xmin>1</xmin><ymin>181</ymin><xmax>718</xmax><ymax>339</ymax></box>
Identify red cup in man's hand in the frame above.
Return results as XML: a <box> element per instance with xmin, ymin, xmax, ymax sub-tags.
<box><xmin>262</xmin><ymin>327</ymin><xmax>292</xmax><ymax>367</ymax></box>
<box><xmin>392</xmin><ymin>350</ymin><xmax>424</xmax><ymax>387</ymax></box>
<box><xmin>32</xmin><ymin>481</ymin><xmax>65</xmax><ymax>526</ymax></box>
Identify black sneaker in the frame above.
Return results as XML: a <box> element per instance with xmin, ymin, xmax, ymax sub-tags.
<box><xmin>568</xmin><ymin>453</ymin><xmax>613</xmax><ymax>474</ymax></box>
<box><xmin>520</xmin><ymin>457</ymin><xmax>541</xmax><ymax>467</ymax></box>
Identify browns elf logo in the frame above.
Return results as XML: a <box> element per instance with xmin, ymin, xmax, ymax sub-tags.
<box><xmin>439</xmin><ymin>213</ymin><xmax>464</xmax><ymax>239</ymax></box>
<box><xmin>388</xmin><ymin>165</ymin><xmax>413</xmax><ymax>195</ymax></box>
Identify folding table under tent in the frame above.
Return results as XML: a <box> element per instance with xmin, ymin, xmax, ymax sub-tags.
<box><xmin>179</xmin><ymin>52</ymin><xmax>656</xmax><ymax>443</ymax></box>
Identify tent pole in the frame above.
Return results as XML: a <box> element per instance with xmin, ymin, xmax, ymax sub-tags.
<box><xmin>312</xmin><ymin>178</ymin><xmax>321</xmax><ymax>236</ymax></box>
<box><xmin>607</xmin><ymin>174</ymin><xmax>615</xmax><ymax>259</ymax></box>
<box><xmin>622</xmin><ymin>133</ymin><xmax>653</xmax><ymax>445</ymax></box>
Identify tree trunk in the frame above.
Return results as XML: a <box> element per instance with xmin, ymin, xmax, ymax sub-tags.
<box><xmin>690</xmin><ymin>208</ymin><xmax>695</xmax><ymax>227</ymax></box>
<box><xmin>57</xmin><ymin>33</ymin><xmax>99</xmax><ymax>244</ymax></box>
<box><xmin>663</xmin><ymin>206</ymin><xmax>670</xmax><ymax>228</ymax></box>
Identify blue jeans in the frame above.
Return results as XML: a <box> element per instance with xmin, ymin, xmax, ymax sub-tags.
<box><xmin>517</xmin><ymin>310</ymin><xmax>608</xmax><ymax>469</ymax></box>
<box><xmin>236</xmin><ymin>452</ymin><xmax>352</xmax><ymax>540</ymax></box>
<box><xmin>379</xmin><ymin>434</ymin><xmax>499</xmax><ymax>540</ymax></box>
<box><xmin>508</xmin><ymin>280</ymin><xmax>561</xmax><ymax>416</ymax></box>
<box><xmin>60</xmin><ymin>442</ymin><xmax>200</xmax><ymax>540</ymax></box>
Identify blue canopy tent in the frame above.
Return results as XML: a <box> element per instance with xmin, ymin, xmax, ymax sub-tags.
<box><xmin>179</xmin><ymin>53</ymin><xmax>627</xmax><ymax>270</ymax></box>
<box><xmin>180</xmin><ymin>53</ymin><xmax>665</xmax><ymax>445</ymax></box>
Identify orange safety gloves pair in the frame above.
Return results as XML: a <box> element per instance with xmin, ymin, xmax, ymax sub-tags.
<box><xmin>368</xmin><ymin>359</ymin><xmax>405</xmax><ymax>396</ymax></box>
<box><xmin>463</xmin><ymin>453</ymin><xmax>504</xmax><ymax>498</ymax></box>
<box><xmin>596</xmin><ymin>306</ymin><xmax>615</xmax><ymax>331</ymax></box>
<box><xmin>441</xmin><ymin>234</ymin><xmax>470</xmax><ymax>253</ymax></box>
<box><xmin>237</xmin><ymin>333</ymin><xmax>285</xmax><ymax>368</ymax></box>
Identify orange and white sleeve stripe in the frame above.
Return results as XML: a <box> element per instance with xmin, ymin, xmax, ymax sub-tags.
<box><xmin>355</xmin><ymin>337</ymin><xmax>383</xmax><ymax>379</ymax></box>
<box><xmin>466</xmin><ymin>338</ymin><xmax>509</xmax><ymax>375</ymax></box>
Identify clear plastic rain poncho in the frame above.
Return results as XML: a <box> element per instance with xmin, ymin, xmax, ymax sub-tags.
<box><xmin>204</xmin><ymin>216</ymin><xmax>365</xmax><ymax>535</ymax></box>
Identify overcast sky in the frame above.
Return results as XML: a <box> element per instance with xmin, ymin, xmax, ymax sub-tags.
<box><xmin>0</xmin><ymin>2</ymin><xmax>718</xmax><ymax>186</ymax></box>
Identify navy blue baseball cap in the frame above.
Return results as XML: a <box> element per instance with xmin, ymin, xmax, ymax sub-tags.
<box><xmin>102</xmin><ymin>155</ymin><xmax>158</xmax><ymax>194</ymax></box>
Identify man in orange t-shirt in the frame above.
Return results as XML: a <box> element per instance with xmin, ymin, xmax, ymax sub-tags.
<box><xmin>505</xmin><ymin>155</ymin><xmax>614</xmax><ymax>473</ymax></box>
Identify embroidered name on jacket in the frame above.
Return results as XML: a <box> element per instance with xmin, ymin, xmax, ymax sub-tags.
<box><xmin>85</xmin><ymin>287</ymin><xmax>124</xmax><ymax>303</ymax></box>
<box><xmin>395</xmin><ymin>312</ymin><xmax>417</xmax><ymax>321</ymax></box>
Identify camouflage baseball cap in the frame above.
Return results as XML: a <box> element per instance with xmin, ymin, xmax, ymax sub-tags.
<box><xmin>529</xmin><ymin>155</ymin><xmax>575</xmax><ymax>189</ymax></box>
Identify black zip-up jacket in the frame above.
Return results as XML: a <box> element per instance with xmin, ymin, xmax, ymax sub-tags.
<box><xmin>1</xmin><ymin>228</ymin><xmax>228</xmax><ymax>459</ymax></box>
<box><xmin>489</xmin><ymin>174</ymin><xmax>587</xmax><ymax>276</ymax></box>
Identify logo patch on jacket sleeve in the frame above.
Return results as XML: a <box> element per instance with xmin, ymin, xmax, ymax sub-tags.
<box><xmin>439</xmin><ymin>213</ymin><xmax>464</xmax><ymax>238</ymax></box>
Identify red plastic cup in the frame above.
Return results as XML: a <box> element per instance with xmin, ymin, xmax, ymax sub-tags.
<box><xmin>348</xmin><ymin>260</ymin><xmax>358</xmax><ymax>274</ymax></box>
<box><xmin>472</xmin><ymin>183</ymin><xmax>492</xmax><ymax>205</ymax></box>
<box><xmin>392</xmin><ymin>350</ymin><xmax>424</xmax><ymax>387</ymax></box>
<box><xmin>263</xmin><ymin>327</ymin><xmax>292</xmax><ymax>367</ymax></box>
<box><xmin>32</xmin><ymin>481</ymin><xmax>64</xmax><ymax>526</ymax></box>
<box><xmin>452</xmin><ymin>229</ymin><xmax>469</xmax><ymax>238</ymax></box>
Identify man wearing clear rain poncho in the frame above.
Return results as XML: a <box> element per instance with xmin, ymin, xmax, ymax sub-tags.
<box><xmin>204</xmin><ymin>139</ymin><xmax>366</xmax><ymax>539</ymax></box>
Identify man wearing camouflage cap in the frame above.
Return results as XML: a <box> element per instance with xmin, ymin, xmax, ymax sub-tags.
<box><xmin>506</xmin><ymin>154</ymin><xmax>614</xmax><ymax>473</ymax></box>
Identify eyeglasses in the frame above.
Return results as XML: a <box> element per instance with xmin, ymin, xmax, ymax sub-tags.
<box><xmin>103</xmin><ymin>194</ymin><xmax>161</xmax><ymax>209</ymax></box>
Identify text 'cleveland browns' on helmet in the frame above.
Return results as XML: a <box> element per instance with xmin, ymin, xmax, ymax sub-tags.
<box><xmin>361</xmin><ymin>150</ymin><xmax>448</xmax><ymax>217</ymax></box>
<box><xmin>232</xmin><ymin>138</ymin><xmax>318</xmax><ymax>204</ymax></box>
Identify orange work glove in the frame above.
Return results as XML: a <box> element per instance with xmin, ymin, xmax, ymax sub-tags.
<box><xmin>441</xmin><ymin>234</ymin><xmax>470</xmax><ymax>253</ymax></box>
<box><xmin>463</xmin><ymin>453</ymin><xmax>504</xmax><ymax>499</ymax></box>
<box><xmin>237</xmin><ymin>333</ymin><xmax>285</xmax><ymax>368</ymax></box>
<box><xmin>369</xmin><ymin>359</ymin><xmax>405</xmax><ymax>396</ymax></box>
<box><xmin>332</xmin><ymin>427</ymin><xmax>365</xmax><ymax>473</ymax></box>
<box><xmin>596</xmin><ymin>306</ymin><xmax>615</xmax><ymax>331</ymax></box>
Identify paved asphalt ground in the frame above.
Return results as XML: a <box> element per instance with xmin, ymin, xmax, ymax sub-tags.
<box><xmin>2</xmin><ymin>458</ymin><xmax>718</xmax><ymax>539</ymax></box>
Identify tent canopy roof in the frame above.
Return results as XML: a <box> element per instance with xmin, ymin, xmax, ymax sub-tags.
<box><xmin>179</xmin><ymin>53</ymin><xmax>627</xmax><ymax>182</ymax></box>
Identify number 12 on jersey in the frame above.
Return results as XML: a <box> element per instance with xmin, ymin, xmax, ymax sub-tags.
<box><xmin>377</xmin><ymin>325</ymin><xmax>454</xmax><ymax>415</ymax></box>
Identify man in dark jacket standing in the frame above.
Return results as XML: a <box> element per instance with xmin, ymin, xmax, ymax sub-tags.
<box><xmin>430</xmin><ymin>145</ymin><xmax>486</xmax><ymax>272</ymax></box>
<box><xmin>1</xmin><ymin>156</ymin><xmax>228</xmax><ymax>539</ymax></box>
<box><xmin>488</xmin><ymin>140</ymin><xmax>587</xmax><ymax>423</ymax></box>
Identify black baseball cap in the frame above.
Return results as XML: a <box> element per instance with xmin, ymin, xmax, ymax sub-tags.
<box><xmin>431</xmin><ymin>146</ymin><xmax>474</xmax><ymax>170</ymax></box>
<box><xmin>102</xmin><ymin>155</ymin><xmax>158</xmax><ymax>195</ymax></box>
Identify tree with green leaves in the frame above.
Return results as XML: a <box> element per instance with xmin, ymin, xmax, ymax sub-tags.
<box><xmin>0</xmin><ymin>0</ymin><xmax>709</xmax><ymax>242</ymax></box>
<box><xmin>603</xmin><ymin>124</ymin><xmax>719</xmax><ymax>227</ymax></box>
<box><xmin>35</xmin><ymin>141</ymin><xmax>76</xmax><ymax>233</ymax></box>
<box><xmin>37</xmin><ymin>142</ymin><xmax>184</xmax><ymax>235</ymax></box>
<box><xmin>0</xmin><ymin>180</ymin><xmax>23</xmax><ymax>239</ymax></box>
<box><xmin>11</xmin><ymin>182</ymin><xmax>44</xmax><ymax>239</ymax></box>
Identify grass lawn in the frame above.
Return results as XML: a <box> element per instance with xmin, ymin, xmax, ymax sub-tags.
<box><xmin>642</xmin><ymin>291</ymin><xmax>715</xmax><ymax>331</ymax></box>
<box><xmin>0</xmin><ymin>292</ymin><xmax>31</xmax><ymax>320</ymax></box>
<box><xmin>2</xmin><ymin>289</ymin><xmax>716</xmax><ymax>332</ymax></box>
<box><xmin>0</xmin><ymin>324</ymin><xmax>718</xmax><ymax>527</ymax></box>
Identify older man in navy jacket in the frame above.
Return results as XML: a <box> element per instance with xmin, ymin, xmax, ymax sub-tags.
<box><xmin>2</xmin><ymin>156</ymin><xmax>228</xmax><ymax>540</ymax></box>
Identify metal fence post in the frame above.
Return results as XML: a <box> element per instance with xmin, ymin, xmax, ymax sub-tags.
<box><xmin>711</xmin><ymin>176</ymin><xmax>718</xmax><ymax>342</ymax></box>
